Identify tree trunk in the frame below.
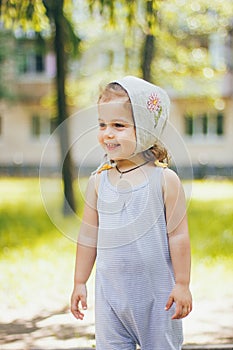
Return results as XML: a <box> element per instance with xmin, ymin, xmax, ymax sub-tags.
<box><xmin>52</xmin><ymin>0</ymin><xmax>76</xmax><ymax>215</ymax></box>
<box><xmin>141</xmin><ymin>0</ymin><xmax>156</xmax><ymax>82</ymax></box>
<box><xmin>141</xmin><ymin>34</ymin><xmax>155</xmax><ymax>82</ymax></box>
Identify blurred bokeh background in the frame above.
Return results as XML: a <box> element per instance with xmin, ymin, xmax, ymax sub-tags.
<box><xmin>0</xmin><ymin>1</ymin><xmax>232</xmax><ymax>349</ymax></box>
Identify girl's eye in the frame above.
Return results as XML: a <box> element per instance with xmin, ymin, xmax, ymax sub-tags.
<box><xmin>99</xmin><ymin>123</ymin><xmax>106</xmax><ymax>128</ymax></box>
<box><xmin>114</xmin><ymin>123</ymin><xmax>125</xmax><ymax>128</ymax></box>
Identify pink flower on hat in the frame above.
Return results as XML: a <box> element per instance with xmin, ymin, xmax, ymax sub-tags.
<box><xmin>147</xmin><ymin>92</ymin><xmax>162</xmax><ymax>126</ymax></box>
<box><xmin>147</xmin><ymin>92</ymin><xmax>162</xmax><ymax>113</ymax></box>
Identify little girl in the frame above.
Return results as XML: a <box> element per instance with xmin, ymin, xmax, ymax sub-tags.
<box><xmin>71</xmin><ymin>76</ymin><xmax>192</xmax><ymax>350</ymax></box>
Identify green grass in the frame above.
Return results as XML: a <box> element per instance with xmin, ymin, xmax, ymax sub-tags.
<box><xmin>0</xmin><ymin>178</ymin><xmax>56</xmax><ymax>250</ymax></box>
<box><xmin>0</xmin><ymin>178</ymin><xmax>232</xmax><ymax>316</ymax></box>
<box><xmin>0</xmin><ymin>178</ymin><xmax>82</xmax><ymax>317</ymax></box>
<box><xmin>0</xmin><ymin>177</ymin><xmax>87</xmax><ymax>252</ymax></box>
<box><xmin>188</xmin><ymin>198</ymin><xmax>233</xmax><ymax>260</ymax></box>
<box><xmin>187</xmin><ymin>180</ymin><xmax>233</xmax><ymax>300</ymax></box>
<box><xmin>1</xmin><ymin>178</ymin><xmax>232</xmax><ymax>258</ymax></box>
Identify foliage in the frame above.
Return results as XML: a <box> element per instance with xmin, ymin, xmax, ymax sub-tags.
<box><xmin>0</xmin><ymin>30</ymin><xmax>15</xmax><ymax>99</ymax></box>
<box><xmin>89</xmin><ymin>0</ymin><xmax>136</xmax><ymax>27</ymax></box>
<box><xmin>1</xmin><ymin>0</ymin><xmax>233</xmax><ymax>100</ymax></box>
<box><xmin>0</xmin><ymin>0</ymin><xmax>49</xmax><ymax>31</ymax></box>
<box><xmin>87</xmin><ymin>0</ymin><xmax>233</xmax><ymax>91</ymax></box>
<box><xmin>152</xmin><ymin>1</ymin><xmax>233</xmax><ymax>90</ymax></box>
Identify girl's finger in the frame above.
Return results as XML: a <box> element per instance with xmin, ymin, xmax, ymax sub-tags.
<box><xmin>171</xmin><ymin>303</ymin><xmax>183</xmax><ymax>319</ymax></box>
<box><xmin>80</xmin><ymin>295</ymin><xmax>87</xmax><ymax>310</ymax></box>
<box><xmin>165</xmin><ymin>296</ymin><xmax>173</xmax><ymax>310</ymax></box>
<box><xmin>71</xmin><ymin>304</ymin><xmax>85</xmax><ymax>320</ymax></box>
<box><xmin>181</xmin><ymin>307</ymin><xmax>189</xmax><ymax>317</ymax></box>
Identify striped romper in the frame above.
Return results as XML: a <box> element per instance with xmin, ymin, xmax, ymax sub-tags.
<box><xmin>95</xmin><ymin>167</ymin><xmax>183</xmax><ymax>350</ymax></box>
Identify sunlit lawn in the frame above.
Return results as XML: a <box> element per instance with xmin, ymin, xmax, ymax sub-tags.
<box><xmin>0</xmin><ymin>178</ymin><xmax>80</xmax><ymax>321</ymax></box>
<box><xmin>0</xmin><ymin>177</ymin><xmax>233</xmax><ymax>321</ymax></box>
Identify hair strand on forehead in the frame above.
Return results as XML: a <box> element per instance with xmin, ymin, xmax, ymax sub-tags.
<box><xmin>98</xmin><ymin>82</ymin><xmax>129</xmax><ymax>103</ymax></box>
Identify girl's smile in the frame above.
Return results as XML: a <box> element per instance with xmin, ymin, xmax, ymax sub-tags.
<box><xmin>98</xmin><ymin>102</ymin><xmax>136</xmax><ymax>161</ymax></box>
<box><xmin>104</xmin><ymin>142</ymin><xmax>120</xmax><ymax>152</ymax></box>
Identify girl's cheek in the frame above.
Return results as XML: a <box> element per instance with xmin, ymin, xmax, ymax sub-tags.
<box><xmin>97</xmin><ymin>132</ymin><xmax>103</xmax><ymax>144</ymax></box>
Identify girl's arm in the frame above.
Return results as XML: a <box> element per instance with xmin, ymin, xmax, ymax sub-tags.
<box><xmin>71</xmin><ymin>174</ymin><xmax>98</xmax><ymax>320</ymax></box>
<box><xmin>163</xmin><ymin>168</ymin><xmax>192</xmax><ymax>320</ymax></box>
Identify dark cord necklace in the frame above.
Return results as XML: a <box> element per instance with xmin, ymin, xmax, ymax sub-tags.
<box><xmin>116</xmin><ymin>161</ymin><xmax>149</xmax><ymax>178</ymax></box>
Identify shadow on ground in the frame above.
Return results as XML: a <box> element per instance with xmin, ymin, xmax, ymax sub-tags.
<box><xmin>0</xmin><ymin>306</ymin><xmax>95</xmax><ymax>349</ymax></box>
<box><xmin>1</xmin><ymin>305</ymin><xmax>233</xmax><ymax>350</ymax></box>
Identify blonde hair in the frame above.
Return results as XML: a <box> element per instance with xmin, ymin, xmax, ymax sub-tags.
<box><xmin>98</xmin><ymin>82</ymin><xmax>129</xmax><ymax>103</ymax></box>
<box><xmin>98</xmin><ymin>82</ymin><xmax>169</xmax><ymax>164</ymax></box>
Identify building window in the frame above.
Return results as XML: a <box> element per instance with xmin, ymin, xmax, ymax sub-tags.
<box><xmin>19</xmin><ymin>52</ymin><xmax>45</xmax><ymax>74</ymax></box>
<box><xmin>184</xmin><ymin>113</ymin><xmax>224</xmax><ymax>137</ymax></box>
<box><xmin>32</xmin><ymin>115</ymin><xmax>40</xmax><ymax>136</ymax></box>
<box><xmin>31</xmin><ymin>115</ymin><xmax>53</xmax><ymax>138</ymax></box>
<box><xmin>216</xmin><ymin>114</ymin><xmax>224</xmax><ymax>135</ymax></box>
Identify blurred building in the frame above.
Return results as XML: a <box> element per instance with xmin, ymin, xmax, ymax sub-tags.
<box><xmin>0</xmin><ymin>30</ymin><xmax>232</xmax><ymax>178</ymax></box>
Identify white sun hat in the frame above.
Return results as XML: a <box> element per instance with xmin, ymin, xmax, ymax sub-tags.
<box><xmin>113</xmin><ymin>76</ymin><xmax>170</xmax><ymax>154</ymax></box>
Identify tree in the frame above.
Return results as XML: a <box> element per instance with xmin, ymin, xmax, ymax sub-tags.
<box><xmin>90</xmin><ymin>0</ymin><xmax>233</xmax><ymax>93</ymax></box>
<box><xmin>88</xmin><ymin>1</ymin><xmax>165</xmax><ymax>81</ymax></box>
<box><xmin>140</xmin><ymin>0</ymin><xmax>158</xmax><ymax>82</ymax></box>
<box><xmin>151</xmin><ymin>0</ymin><xmax>233</xmax><ymax>93</ymax></box>
<box><xmin>0</xmin><ymin>0</ymin><xmax>80</xmax><ymax>215</ymax></box>
<box><xmin>43</xmin><ymin>0</ymin><xmax>79</xmax><ymax>215</ymax></box>
<box><xmin>87</xmin><ymin>0</ymin><xmax>165</xmax><ymax>82</ymax></box>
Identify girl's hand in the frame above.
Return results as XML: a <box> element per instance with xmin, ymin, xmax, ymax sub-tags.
<box><xmin>71</xmin><ymin>283</ymin><xmax>87</xmax><ymax>320</ymax></box>
<box><xmin>165</xmin><ymin>284</ymin><xmax>192</xmax><ymax>319</ymax></box>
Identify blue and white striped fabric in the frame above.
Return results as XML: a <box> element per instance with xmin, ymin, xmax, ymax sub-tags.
<box><xmin>95</xmin><ymin>167</ymin><xmax>183</xmax><ymax>350</ymax></box>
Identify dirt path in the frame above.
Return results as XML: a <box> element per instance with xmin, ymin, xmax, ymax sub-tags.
<box><xmin>1</xmin><ymin>270</ymin><xmax>233</xmax><ymax>350</ymax></box>
<box><xmin>1</xmin><ymin>294</ymin><xmax>233</xmax><ymax>350</ymax></box>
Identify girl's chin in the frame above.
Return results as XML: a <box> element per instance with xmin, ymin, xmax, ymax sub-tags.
<box><xmin>105</xmin><ymin>151</ymin><xmax>136</xmax><ymax>161</ymax></box>
<box><xmin>104</xmin><ymin>147</ymin><xmax>136</xmax><ymax>161</ymax></box>
<box><xmin>105</xmin><ymin>152</ymin><xmax>124</xmax><ymax>161</ymax></box>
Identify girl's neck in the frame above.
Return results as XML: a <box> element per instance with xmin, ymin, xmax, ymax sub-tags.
<box><xmin>115</xmin><ymin>154</ymin><xmax>146</xmax><ymax>170</ymax></box>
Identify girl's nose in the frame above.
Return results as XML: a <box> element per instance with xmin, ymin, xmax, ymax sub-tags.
<box><xmin>104</xmin><ymin>125</ymin><xmax>114</xmax><ymax>138</ymax></box>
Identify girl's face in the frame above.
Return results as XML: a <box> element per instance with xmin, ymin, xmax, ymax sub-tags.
<box><xmin>98</xmin><ymin>101</ymin><xmax>136</xmax><ymax>161</ymax></box>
